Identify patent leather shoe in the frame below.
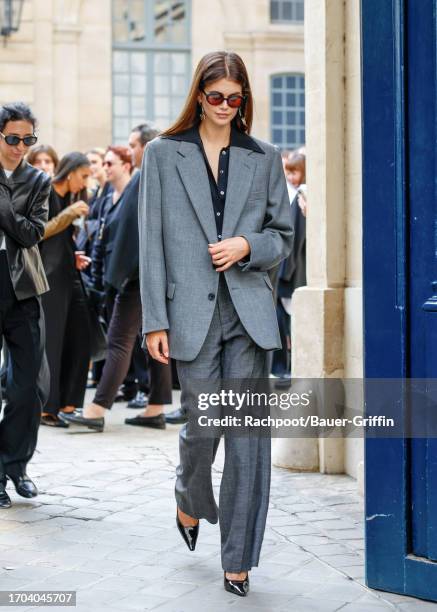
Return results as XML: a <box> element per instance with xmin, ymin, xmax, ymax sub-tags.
<box><xmin>224</xmin><ymin>572</ymin><xmax>249</xmax><ymax>597</ymax></box>
<box><xmin>7</xmin><ymin>474</ymin><xmax>38</xmax><ymax>498</ymax></box>
<box><xmin>125</xmin><ymin>413</ymin><xmax>166</xmax><ymax>429</ymax></box>
<box><xmin>0</xmin><ymin>479</ymin><xmax>11</xmax><ymax>508</ymax></box>
<box><xmin>61</xmin><ymin>412</ymin><xmax>104</xmax><ymax>432</ymax></box>
<box><xmin>176</xmin><ymin>509</ymin><xmax>199</xmax><ymax>551</ymax></box>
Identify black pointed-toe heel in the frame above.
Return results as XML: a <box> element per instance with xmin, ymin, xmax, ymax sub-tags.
<box><xmin>224</xmin><ymin>572</ymin><xmax>249</xmax><ymax>597</ymax></box>
<box><xmin>176</xmin><ymin>510</ymin><xmax>199</xmax><ymax>551</ymax></box>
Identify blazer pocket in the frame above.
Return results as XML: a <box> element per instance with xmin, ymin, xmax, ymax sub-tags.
<box><xmin>263</xmin><ymin>274</ymin><xmax>274</xmax><ymax>291</ymax></box>
<box><xmin>166</xmin><ymin>282</ymin><xmax>176</xmax><ymax>300</ymax></box>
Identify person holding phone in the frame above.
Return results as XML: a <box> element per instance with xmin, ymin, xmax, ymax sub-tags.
<box><xmin>139</xmin><ymin>51</ymin><xmax>293</xmax><ymax>596</ymax></box>
<box><xmin>39</xmin><ymin>152</ymin><xmax>92</xmax><ymax>427</ymax></box>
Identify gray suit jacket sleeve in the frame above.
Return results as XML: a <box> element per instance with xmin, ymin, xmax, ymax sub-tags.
<box><xmin>138</xmin><ymin>140</ymin><xmax>169</xmax><ymax>335</ymax></box>
<box><xmin>238</xmin><ymin>148</ymin><xmax>293</xmax><ymax>272</ymax></box>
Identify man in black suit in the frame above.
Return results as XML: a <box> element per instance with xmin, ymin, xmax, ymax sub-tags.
<box><xmin>0</xmin><ymin>102</ymin><xmax>51</xmax><ymax>508</ymax></box>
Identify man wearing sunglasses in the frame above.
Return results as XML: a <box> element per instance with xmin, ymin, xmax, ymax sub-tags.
<box><xmin>0</xmin><ymin>102</ymin><xmax>51</xmax><ymax>509</ymax></box>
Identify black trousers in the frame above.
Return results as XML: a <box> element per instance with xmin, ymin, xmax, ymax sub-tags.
<box><xmin>272</xmin><ymin>299</ymin><xmax>291</xmax><ymax>377</ymax></box>
<box><xmin>0</xmin><ymin>252</ymin><xmax>48</xmax><ymax>477</ymax></box>
<box><xmin>42</xmin><ymin>273</ymin><xmax>90</xmax><ymax>415</ymax></box>
<box><xmin>123</xmin><ymin>336</ymin><xmax>150</xmax><ymax>394</ymax></box>
<box><xmin>93</xmin><ymin>280</ymin><xmax>172</xmax><ymax>409</ymax></box>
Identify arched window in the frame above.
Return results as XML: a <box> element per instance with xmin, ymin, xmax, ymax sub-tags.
<box><xmin>270</xmin><ymin>0</ymin><xmax>304</xmax><ymax>23</ymax></box>
<box><xmin>271</xmin><ymin>73</ymin><xmax>305</xmax><ymax>150</ymax></box>
<box><xmin>112</xmin><ymin>0</ymin><xmax>191</xmax><ymax>142</ymax></box>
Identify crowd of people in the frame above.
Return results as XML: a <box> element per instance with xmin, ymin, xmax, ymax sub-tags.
<box><xmin>0</xmin><ymin>121</ymin><xmax>179</xmax><ymax>434</ymax></box>
<box><xmin>0</xmin><ymin>116</ymin><xmax>307</xmax><ymax>435</ymax></box>
<box><xmin>0</xmin><ymin>50</ymin><xmax>306</xmax><ymax>596</ymax></box>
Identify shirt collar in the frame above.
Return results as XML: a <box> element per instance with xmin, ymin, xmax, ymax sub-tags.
<box><xmin>164</xmin><ymin>123</ymin><xmax>265</xmax><ymax>154</ymax></box>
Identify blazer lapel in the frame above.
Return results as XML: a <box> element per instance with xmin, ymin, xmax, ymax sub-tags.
<box><xmin>221</xmin><ymin>147</ymin><xmax>257</xmax><ymax>239</ymax></box>
<box><xmin>176</xmin><ymin>141</ymin><xmax>217</xmax><ymax>244</ymax></box>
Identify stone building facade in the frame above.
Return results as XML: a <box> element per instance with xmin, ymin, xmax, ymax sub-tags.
<box><xmin>0</xmin><ymin>0</ymin><xmax>304</xmax><ymax>153</ymax></box>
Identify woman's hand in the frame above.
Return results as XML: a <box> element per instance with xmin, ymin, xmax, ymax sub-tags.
<box><xmin>208</xmin><ymin>237</ymin><xmax>251</xmax><ymax>272</ymax></box>
<box><xmin>146</xmin><ymin>330</ymin><xmax>169</xmax><ymax>364</ymax></box>
<box><xmin>75</xmin><ymin>251</ymin><xmax>91</xmax><ymax>270</ymax></box>
<box><xmin>70</xmin><ymin>200</ymin><xmax>89</xmax><ymax>217</ymax></box>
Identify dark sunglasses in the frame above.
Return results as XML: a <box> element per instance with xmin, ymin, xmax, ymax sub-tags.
<box><xmin>0</xmin><ymin>132</ymin><xmax>38</xmax><ymax>147</ymax></box>
<box><xmin>202</xmin><ymin>90</ymin><xmax>245</xmax><ymax>109</ymax></box>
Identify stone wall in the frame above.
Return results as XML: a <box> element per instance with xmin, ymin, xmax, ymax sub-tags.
<box><xmin>1</xmin><ymin>0</ymin><xmax>303</xmax><ymax>151</ymax></box>
<box><xmin>0</xmin><ymin>0</ymin><xmax>111</xmax><ymax>154</ymax></box>
<box><xmin>273</xmin><ymin>0</ymin><xmax>363</xmax><ymax>484</ymax></box>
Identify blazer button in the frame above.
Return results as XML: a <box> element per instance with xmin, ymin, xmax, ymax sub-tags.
<box><xmin>208</xmin><ymin>293</ymin><xmax>215</xmax><ymax>301</ymax></box>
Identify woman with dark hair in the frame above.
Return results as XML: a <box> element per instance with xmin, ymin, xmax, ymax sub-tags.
<box><xmin>138</xmin><ymin>51</ymin><xmax>293</xmax><ymax>595</ymax></box>
<box><xmin>27</xmin><ymin>144</ymin><xmax>59</xmax><ymax>177</ymax></box>
<box><xmin>39</xmin><ymin>152</ymin><xmax>92</xmax><ymax>427</ymax></box>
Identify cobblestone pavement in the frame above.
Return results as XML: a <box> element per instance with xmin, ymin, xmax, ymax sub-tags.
<box><xmin>0</xmin><ymin>391</ymin><xmax>434</xmax><ymax>612</ymax></box>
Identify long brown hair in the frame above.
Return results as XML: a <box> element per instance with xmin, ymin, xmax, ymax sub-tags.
<box><xmin>162</xmin><ymin>51</ymin><xmax>253</xmax><ymax>137</ymax></box>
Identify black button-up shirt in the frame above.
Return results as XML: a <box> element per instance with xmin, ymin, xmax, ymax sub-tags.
<box><xmin>202</xmin><ymin>144</ymin><xmax>229</xmax><ymax>239</ymax></box>
<box><xmin>164</xmin><ymin>124</ymin><xmax>264</xmax><ymax>240</ymax></box>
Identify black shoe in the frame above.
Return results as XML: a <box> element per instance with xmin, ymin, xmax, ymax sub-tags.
<box><xmin>41</xmin><ymin>414</ymin><xmax>69</xmax><ymax>428</ymax></box>
<box><xmin>127</xmin><ymin>391</ymin><xmax>149</xmax><ymax>409</ymax></box>
<box><xmin>165</xmin><ymin>407</ymin><xmax>188</xmax><ymax>424</ymax></box>
<box><xmin>0</xmin><ymin>479</ymin><xmax>11</xmax><ymax>508</ymax></box>
<box><xmin>224</xmin><ymin>572</ymin><xmax>249</xmax><ymax>597</ymax></box>
<box><xmin>61</xmin><ymin>412</ymin><xmax>105</xmax><ymax>432</ymax></box>
<box><xmin>124</xmin><ymin>413</ymin><xmax>166</xmax><ymax>429</ymax></box>
<box><xmin>7</xmin><ymin>474</ymin><xmax>38</xmax><ymax>498</ymax></box>
<box><xmin>176</xmin><ymin>509</ymin><xmax>199</xmax><ymax>551</ymax></box>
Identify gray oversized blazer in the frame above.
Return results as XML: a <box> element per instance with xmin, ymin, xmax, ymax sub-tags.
<box><xmin>138</xmin><ymin>128</ymin><xmax>293</xmax><ymax>362</ymax></box>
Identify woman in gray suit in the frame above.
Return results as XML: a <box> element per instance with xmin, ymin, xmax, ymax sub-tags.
<box><xmin>139</xmin><ymin>51</ymin><xmax>293</xmax><ymax>597</ymax></box>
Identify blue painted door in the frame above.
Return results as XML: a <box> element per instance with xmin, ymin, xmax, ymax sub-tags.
<box><xmin>363</xmin><ymin>0</ymin><xmax>437</xmax><ymax>601</ymax></box>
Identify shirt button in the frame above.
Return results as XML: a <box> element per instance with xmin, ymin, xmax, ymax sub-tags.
<box><xmin>216</xmin><ymin>212</ymin><xmax>221</xmax><ymax>216</ymax></box>
<box><xmin>220</xmin><ymin>190</ymin><xmax>225</xmax><ymax>196</ymax></box>
<box><xmin>218</xmin><ymin>234</ymin><xmax>222</xmax><ymax>239</ymax></box>
<box><xmin>220</xmin><ymin>170</ymin><xmax>224</xmax><ymax>174</ymax></box>
<box><xmin>208</xmin><ymin>293</ymin><xmax>215</xmax><ymax>301</ymax></box>
<box><xmin>222</xmin><ymin>151</ymin><xmax>227</xmax><ymax>155</ymax></box>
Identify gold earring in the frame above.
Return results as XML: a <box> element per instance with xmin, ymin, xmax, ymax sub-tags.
<box><xmin>199</xmin><ymin>103</ymin><xmax>205</xmax><ymax>121</ymax></box>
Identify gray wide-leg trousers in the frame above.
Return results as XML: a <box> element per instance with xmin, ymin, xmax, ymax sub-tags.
<box><xmin>175</xmin><ymin>275</ymin><xmax>271</xmax><ymax>572</ymax></box>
